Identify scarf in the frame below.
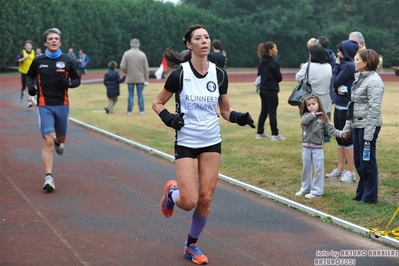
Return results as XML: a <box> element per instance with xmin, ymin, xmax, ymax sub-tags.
<box><xmin>45</xmin><ymin>49</ymin><xmax>62</xmax><ymax>59</ymax></box>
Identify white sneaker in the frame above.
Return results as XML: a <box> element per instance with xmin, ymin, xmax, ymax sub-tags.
<box><xmin>127</xmin><ymin>112</ymin><xmax>132</xmax><ymax>115</ymax></box>
<box><xmin>43</xmin><ymin>175</ymin><xmax>55</xmax><ymax>191</ymax></box>
<box><xmin>54</xmin><ymin>141</ymin><xmax>64</xmax><ymax>156</ymax></box>
<box><xmin>27</xmin><ymin>100</ymin><xmax>33</xmax><ymax>108</ymax></box>
<box><xmin>140</xmin><ymin>111</ymin><xmax>145</xmax><ymax>115</ymax></box>
<box><xmin>305</xmin><ymin>193</ymin><xmax>320</xmax><ymax>199</ymax></box>
<box><xmin>271</xmin><ymin>134</ymin><xmax>285</xmax><ymax>141</ymax></box>
<box><xmin>256</xmin><ymin>133</ymin><xmax>270</xmax><ymax>139</ymax></box>
<box><xmin>340</xmin><ymin>171</ymin><xmax>356</xmax><ymax>182</ymax></box>
<box><xmin>326</xmin><ymin>168</ymin><xmax>343</xmax><ymax>178</ymax></box>
<box><xmin>295</xmin><ymin>191</ymin><xmax>306</xmax><ymax>196</ymax></box>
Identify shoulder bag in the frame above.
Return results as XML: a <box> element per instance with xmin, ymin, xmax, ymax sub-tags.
<box><xmin>288</xmin><ymin>63</ymin><xmax>312</xmax><ymax>106</ymax></box>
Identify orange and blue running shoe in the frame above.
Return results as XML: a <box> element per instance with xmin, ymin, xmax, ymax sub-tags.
<box><xmin>184</xmin><ymin>242</ymin><xmax>209</xmax><ymax>265</ymax></box>
<box><xmin>160</xmin><ymin>180</ymin><xmax>178</xmax><ymax>218</ymax></box>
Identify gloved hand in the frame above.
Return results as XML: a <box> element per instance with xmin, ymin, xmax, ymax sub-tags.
<box><xmin>28</xmin><ymin>85</ymin><xmax>37</xmax><ymax>96</ymax></box>
<box><xmin>237</xmin><ymin>112</ymin><xmax>255</xmax><ymax>128</ymax></box>
<box><xmin>230</xmin><ymin>111</ymin><xmax>256</xmax><ymax>128</ymax></box>
<box><xmin>159</xmin><ymin>109</ymin><xmax>185</xmax><ymax>130</ymax></box>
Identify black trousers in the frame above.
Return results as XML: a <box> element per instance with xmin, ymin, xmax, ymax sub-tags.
<box><xmin>21</xmin><ymin>73</ymin><xmax>27</xmax><ymax>93</ymax></box>
<box><xmin>257</xmin><ymin>89</ymin><xmax>279</xmax><ymax>136</ymax></box>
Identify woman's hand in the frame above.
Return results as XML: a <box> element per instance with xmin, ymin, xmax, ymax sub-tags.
<box><xmin>337</xmin><ymin>85</ymin><xmax>346</xmax><ymax>95</ymax></box>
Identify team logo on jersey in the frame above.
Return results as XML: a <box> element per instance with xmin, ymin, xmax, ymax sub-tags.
<box><xmin>56</xmin><ymin>62</ymin><xmax>66</xmax><ymax>68</ymax></box>
<box><xmin>206</xmin><ymin>81</ymin><xmax>217</xmax><ymax>92</ymax></box>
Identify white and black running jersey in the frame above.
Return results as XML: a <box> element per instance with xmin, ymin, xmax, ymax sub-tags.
<box><xmin>164</xmin><ymin>61</ymin><xmax>227</xmax><ymax>148</ymax></box>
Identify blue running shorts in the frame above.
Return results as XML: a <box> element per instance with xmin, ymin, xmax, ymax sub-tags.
<box><xmin>37</xmin><ymin>105</ymin><xmax>70</xmax><ymax>137</ymax></box>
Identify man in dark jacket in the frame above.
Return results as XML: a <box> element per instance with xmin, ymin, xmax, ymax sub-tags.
<box><xmin>318</xmin><ymin>36</ymin><xmax>336</xmax><ymax>70</ymax></box>
<box><xmin>208</xmin><ymin>39</ymin><xmax>225</xmax><ymax>68</ymax></box>
<box><xmin>26</xmin><ymin>28</ymin><xmax>81</xmax><ymax>191</ymax></box>
<box><xmin>317</xmin><ymin>36</ymin><xmax>336</xmax><ymax>141</ymax></box>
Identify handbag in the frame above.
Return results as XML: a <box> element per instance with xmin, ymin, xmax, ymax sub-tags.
<box><xmin>288</xmin><ymin>63</ymin><xmax>312</xmax><ymax>106</ymax></box>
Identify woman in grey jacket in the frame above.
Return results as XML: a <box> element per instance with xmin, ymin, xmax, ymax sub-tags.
<box><xmin>343</xmin><ymin>49</ymin><xmax>384</xmax><ymax>203</ymax></box>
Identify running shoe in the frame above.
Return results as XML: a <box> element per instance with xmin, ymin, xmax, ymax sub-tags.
<box><xmin>43</xmin><ymin>175</ymin><xmax>55</xmax><ymax>191</ymax></box>
<box><xmin>325</xmin><ymin>168</ymin><xmax>343</xmax><ymax>178</ymax></box>
<box><xmin>27</xmin><ymin>100</ymin><xmax>33</xmax><ymax>108</ymax></box>
<box><xmin>271</xmin><ymin>134</ymin><xmax>286</xmax><ymax>141</ymax></box>
<box><xmin>305</xmin><ymin>193</ymin><xmax>320</xmax><ymax>199</ymax></box>
<box><xmin>184</xmin><ymin>242</ymin><xmax>209</xmax><ymax>265</ymax></box>
<box><xmin>340</xmin><ymin>171</ymin><xmax>356</xmax><ymax>182</ymax></box>
<box><xmin>160</xmin><ymin>180</ymin><xmax>178</xmax><ymax>218</ymax></box>
<box><xmin>255</xmin><ymin>133</ymin><xmax>271</xmax><ymax>139</ymax></box>
<box><xmin>54</xmin><ymin>140</ymin><xmax>64</xmax><ymax>156</ymax></box>
<box><xmin>295</xmin><ymin>191</ymin><xmax>307</xmax><ymax>197</ymax></box>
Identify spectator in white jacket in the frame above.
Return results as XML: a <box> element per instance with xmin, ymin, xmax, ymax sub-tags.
<box><xmin>296</xmin><ymin>45</ymin><xmax>332</xmax><ymax>120</ymax></box>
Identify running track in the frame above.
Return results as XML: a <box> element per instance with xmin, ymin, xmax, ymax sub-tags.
<box><xmin>1</xmin><ymin>73</ymin><xmax>398</xmax><ymax>266</ymax></box>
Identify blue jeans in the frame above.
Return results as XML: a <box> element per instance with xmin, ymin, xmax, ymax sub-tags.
<box><xmin>127</xmin><ymin>83</ymin><xmax>144</xmax><ymax>113</ymax></box>
<box><xmin>353</xmin><ymin>127</ymin><xmax>381</xmax><ymax>202</ymax></box>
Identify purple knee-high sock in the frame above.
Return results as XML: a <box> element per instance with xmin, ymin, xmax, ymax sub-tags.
<box><xmin>188</xmin><ymin>211</ymin><xmax>208</xmax><ymax>239</ymax></box>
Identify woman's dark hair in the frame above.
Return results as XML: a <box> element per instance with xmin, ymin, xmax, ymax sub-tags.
<box><xmin>357</xmin><ymin>49</ymin><xmax>379</xmax><ymax>71</ymax></box>
<box><xmin>164</xmin><ymin>24</ymin><xmax>208</xmax><ymax>67</ymax></box>
<box><xmin>258</xmin><ymin>41</ymin><xmax>276</xmax><ymax>57</ymax></box>
<box><xmin>309</xmin><ymin>45</ymin><xmax>327</xmax><ymax>63</ymax></box>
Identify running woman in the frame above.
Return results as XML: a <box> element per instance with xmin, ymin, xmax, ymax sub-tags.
<box><xmin>152</xmin><ymin>24</ymin><xmax>255</xmax><ymax>265</ymax></box>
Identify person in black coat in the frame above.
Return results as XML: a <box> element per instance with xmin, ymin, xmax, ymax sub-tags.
<box><xmin>208</xmin><ymin>39</ymin><xmax>225</xmax><ymax>68</ymax></box>
<box><xmin>104</xmin><ymin>61</ymin><xmax>126</xmax><ymax>114</ymax></box>
<box><xmin>256</xmin><ymin>41</ymin><xmax>285</xmax><ymax>141</ymax></box>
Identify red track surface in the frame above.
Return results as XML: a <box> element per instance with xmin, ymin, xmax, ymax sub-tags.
<box><xmin>1</xmin><ymin>74</ymin><xmax>398</xmax><ymax>265</ymax></box>
<box><xmin>1</xmin><ymin>68</ymin><xmax>397</xmax><ymax>88</ymax></box>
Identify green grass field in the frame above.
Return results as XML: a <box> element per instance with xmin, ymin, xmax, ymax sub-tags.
<box><xmin>68</xmin><ymin>79</ymin><xmax>399</xmax><ymax>234</ymax></box>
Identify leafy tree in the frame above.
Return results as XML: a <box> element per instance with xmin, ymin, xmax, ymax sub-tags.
<box><xmin>0</xmin><ymin>0</ymin><xmax>398</xmax><ymax>70</ymax></box>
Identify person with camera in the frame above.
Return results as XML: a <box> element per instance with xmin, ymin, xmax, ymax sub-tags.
<box><xmin>325</xmin><ymin>40</ymin><xmax>359</xmax><ymax>182</ymax></box>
